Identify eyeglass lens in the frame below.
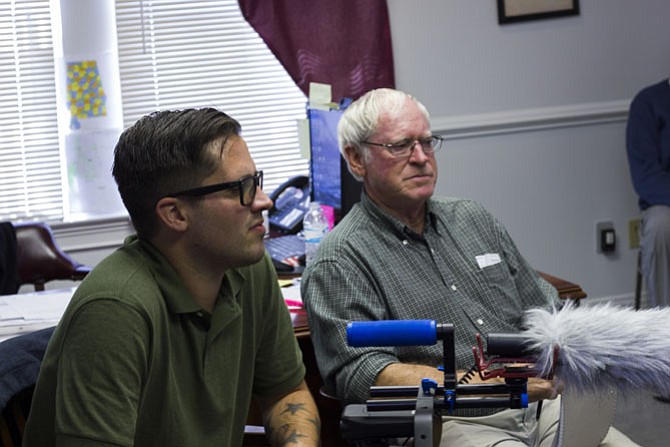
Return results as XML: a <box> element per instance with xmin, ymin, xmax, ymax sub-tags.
<box><xmin>411</xmin><ymin>136</ymin><xmax>441</xmax><ymax>153</ymax></box>
<box><xmin>391</xmin><ymin>136</ymin><xmax>442</xmax><ymax>157</ymax></box>
<box><xmin>241</xmin><ymin>171</ymin><xmax>263</xmax><ymax>206</ymax></box>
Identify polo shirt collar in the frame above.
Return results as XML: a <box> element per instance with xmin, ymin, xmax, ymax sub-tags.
<box><xmin>359</xmin><ymin>191</ymin><xmax>440</xmax><ymax>239</ymax></box>
<box><xmin>125</xmin><ymin>235</ymin><xmax>245</xmax><ymax>320</ymax></box>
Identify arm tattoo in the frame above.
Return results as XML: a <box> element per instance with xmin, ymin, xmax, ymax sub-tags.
<box><xmin>280</xmin><ymin>402</ymin><xmax>306</xmax><ymax>416</ymax></box>
<box><xmin>283</xmin><ymin>429</ymin><xmax>307</xmax><ymax>444</ymax></box>
<box><xmin>273</xmin><ymin>423</ymin><xmax>307</xmax><ymax>445</ymax></box>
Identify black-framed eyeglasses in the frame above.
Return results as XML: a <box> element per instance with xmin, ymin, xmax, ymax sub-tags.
<box><xmin>166</xmin><ymin>170</ymin><xmax>263</xmax><ymax>207</ymax></box>
<box><xmin>362</xmin><ymin>135</ymin><xmax>444</xmax><ymax>158</ymax></box>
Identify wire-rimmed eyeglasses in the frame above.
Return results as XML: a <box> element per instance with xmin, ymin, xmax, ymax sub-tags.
<box><xmin>362</xmin><ymin>135</ymin><xmax>444</xmax><ymax>158</ymax></box>
<box><xmin>165</xmin><ymin>170</ymin><xmax>263</xmax><ymax>207</ymax></box>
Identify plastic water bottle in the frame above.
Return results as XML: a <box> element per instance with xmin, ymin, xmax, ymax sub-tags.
<box><xmin>303</xmin><ymin>202</ymin><xmax>329</xmax><ymax>265</ymax></box>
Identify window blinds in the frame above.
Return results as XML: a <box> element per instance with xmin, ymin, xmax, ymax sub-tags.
<box><xmin>1</xmin><ymin>0</ymin><xmax>309</xmax><ymax>223</ymax></box>
<box><xmin>115</xmin><ymin>0</ymin><xmax>309</xmax><ymax>192</ymax></box>
<box><xmin>0</xmin><ymin>1</ymin><xmax>63</xmax><ymax>221</ymax></box>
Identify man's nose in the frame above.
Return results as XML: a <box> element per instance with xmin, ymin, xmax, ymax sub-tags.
<box><xmin>254</xmin><ymin>185</ymin><xmax>273</xmax><ymax>210</ymax></box>
<box><xmin>408</xmin><ymin>140</ymin><xmax>430</xmax><ymax>163</ymax></box>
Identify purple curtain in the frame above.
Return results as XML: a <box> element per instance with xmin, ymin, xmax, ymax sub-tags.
<box><xmin>238</xmin><ymin>0</ymin><xmax>395</xmax><ymax>101</ymax></box>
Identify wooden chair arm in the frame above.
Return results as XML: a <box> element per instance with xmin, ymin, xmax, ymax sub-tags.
<box><xmin>537</xmin><ymin>270</ymin><xmax>587</xmax><ymax>302</ymax></box>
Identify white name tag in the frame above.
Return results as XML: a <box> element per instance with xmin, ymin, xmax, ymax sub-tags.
<box><xmin>476</xmin><ymin>253</ymin><xmax>501</xmax><ymax>269</ymax></box>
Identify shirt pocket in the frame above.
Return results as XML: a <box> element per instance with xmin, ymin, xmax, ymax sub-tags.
<box><xmin>478</xmin><ymin>261</ymin><xmax>510</xmax><ymax>283</ymax></box>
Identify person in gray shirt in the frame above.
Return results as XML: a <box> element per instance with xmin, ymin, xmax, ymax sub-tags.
<box><xmin>301</xmin><ymin>88</ymin><xmax>638</xmax><ymax>447</ymax></box>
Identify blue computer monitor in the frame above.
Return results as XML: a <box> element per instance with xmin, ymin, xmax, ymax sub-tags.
<box><xmin>308</xmin><ymin>108</ymin><xmax>362</xmax><ymax>223</ymax></box>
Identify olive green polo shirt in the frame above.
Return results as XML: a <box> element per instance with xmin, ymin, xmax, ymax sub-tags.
<box><xmin>24</xmin><ymin>236</ymin><xmax>305</xmax><ymax>447</ymax></box>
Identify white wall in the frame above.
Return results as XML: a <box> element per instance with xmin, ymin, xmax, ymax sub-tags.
<box><xmin>389</xmin><ymin>0</ymin><xmax>669</xmax><ymax>116</ymax></box>
<box><xmin>387</xmin><ymin>0</ymin><xmax>670</xmax><ymax>304</ymax></box>
<box><xmin>53</xmin><ymin>1</ymin><xmax>670</xmax><ymax>304</ymax></box>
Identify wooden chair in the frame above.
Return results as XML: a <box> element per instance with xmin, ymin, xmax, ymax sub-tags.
<box><xmin>14</xmin><ymin>222</ymin><xmax>91</xmax><ymax>292</ymax></box>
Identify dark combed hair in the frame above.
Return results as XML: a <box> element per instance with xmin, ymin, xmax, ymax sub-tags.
<box><xmin>112</xmin><ymin>108</ymin><xmax>241</xmax><ymax>239</ymax></box>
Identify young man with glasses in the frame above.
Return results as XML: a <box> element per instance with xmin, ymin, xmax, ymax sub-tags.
<box><xmin>24</xmin><ymin>108</ymin><xmax>320</xmax><ymax>447</ymax></box>
<box><xmin>301</xmin><ymin>89</ymin><xmax>637</xmax><ymax>446</ymax></box>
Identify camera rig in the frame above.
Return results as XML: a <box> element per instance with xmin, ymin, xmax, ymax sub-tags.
<box><xmin>340</xmin><ymin>320</ymin><xmax>554</xmax><ymax>447</ymax></box>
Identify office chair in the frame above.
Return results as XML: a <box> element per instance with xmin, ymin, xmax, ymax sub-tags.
<box><xmin>14</xmin><ymin>222</ymin><xmax>91</xmax><ymax>292</ymax></box>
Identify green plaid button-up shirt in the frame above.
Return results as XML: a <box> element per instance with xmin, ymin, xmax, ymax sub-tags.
<box><xmin>302</xmin><ymin>192</ymin><xmax>558</xmax><ymax>405</ymax></box>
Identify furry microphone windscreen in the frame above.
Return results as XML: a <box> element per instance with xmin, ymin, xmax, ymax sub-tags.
<box><xmin>522</xmin><ymin>304</ymin><xmax>670</xmax><ymax>396</ymax></box>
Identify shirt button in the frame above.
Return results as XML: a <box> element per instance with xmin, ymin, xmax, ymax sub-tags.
<box><xmin>450</xmin><ymin>284</ymin><xmax>457</xmax><ymax>291</ymax></box>
<box><xmin>196</xmin><ymin>311</ymin><xmax>204</xmax><ymax>317</ymax></box>
<box><xmin>476</xmin><ymin>318</ymin><xmax>484</xmax><ymax>325</ymax></box>
<box><xmin>402</xmin><ymin>240</ymin><xmax>409</xmax><ymax>246</ymax></box>
<box><xmin>431</xmin><ymin>248</ymin><xmax>435</xmax><ymax>254</ymax></box>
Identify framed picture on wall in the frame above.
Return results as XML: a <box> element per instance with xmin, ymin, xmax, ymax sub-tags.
<box><xmin>497</xmin><ymin>0</ymin><xmax>580</xmax><ymax>24</ymax></box>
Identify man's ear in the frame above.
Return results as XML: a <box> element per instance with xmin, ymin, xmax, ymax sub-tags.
<box><xmin>344</xmin><ymin>145</ymin><xmax>366</xmax><ymax>179</ymax></box>
<box><xmin>155</xmin><ymin>197</ymin><xmax>189</xmax><ymax>232</ymax></box>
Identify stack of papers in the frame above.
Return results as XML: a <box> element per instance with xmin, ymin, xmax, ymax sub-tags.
<box><xmin>279</xmin><ymin>279</ymin><xmax>303</xmax><ymax>310</ymax></box>
<box><xmin>0</xmin><ymin>288</ymin><xmax>75</xmax><ymax>342</ymax></box>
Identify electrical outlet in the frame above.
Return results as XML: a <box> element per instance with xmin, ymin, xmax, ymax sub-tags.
<box><xmin>628</xmin><ymin>218</ymin><xmax>641</xmax><ymax>249</ymax></box>
<box><xmin>596</xmin><ymin>221</ymin><xmax>616</xmax><ymax>253</ymax></box>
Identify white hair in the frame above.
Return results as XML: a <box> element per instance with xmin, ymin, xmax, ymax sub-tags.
<box><xmin>337</xmin><ymin>88</ymin><xmax>430</xmax><ymax>181</ymax></box>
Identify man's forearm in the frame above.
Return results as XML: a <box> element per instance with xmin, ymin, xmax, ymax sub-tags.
<box><xmin>376</xmin><ymin>362</ymin><xmax>559</xmax><ymax>403</ymax></box>
<box><xmin>375</xmin><ymin>362</ymin><xmax>443</xmax><ymax>387</ymax></box>
<box><xmin>376</xmin><ymin>362</ymin><xmax>499</xmax><ymax>389</ymax></box>
<box><xmin>261</xmin><ymin>381</ymin><xmax>320</xmax><ymax>446</ymax></box>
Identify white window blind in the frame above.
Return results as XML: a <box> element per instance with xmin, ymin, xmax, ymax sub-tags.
<box><xmin>0</xmin><ymin>1</ymin><xmax>63</xmax><ymax>222</ymax></box>
<box><xmin>1</xmin><ymin>0</ymin><xmax>308</xmax><ymax>223</ymax></box>
<box><xmin>115</xmin><ymin>0</ymin><xmax>309</xmax><ymax>192</ymax></box>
